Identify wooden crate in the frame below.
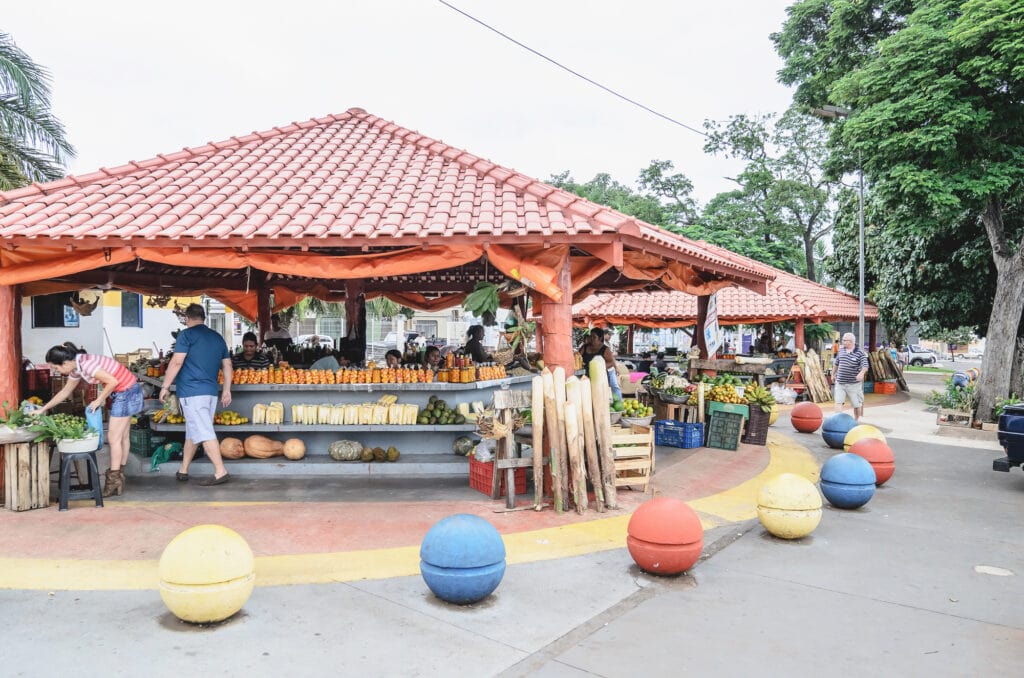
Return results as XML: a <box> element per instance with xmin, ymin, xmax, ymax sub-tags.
<box><xmin>610</xmin><ymin>425</ymin><xmax>654</xmax><ymax>492</ymax></box>
<box><xmin>3</xmin><ymin>441</ymin><xmax>51</xmax><ymax>511</ymax></box>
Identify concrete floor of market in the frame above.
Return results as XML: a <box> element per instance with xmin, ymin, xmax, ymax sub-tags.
<box><xmin>0</xmin><ymin>391</ymin><xmax>920</xmax><ymax>590</ymax></box>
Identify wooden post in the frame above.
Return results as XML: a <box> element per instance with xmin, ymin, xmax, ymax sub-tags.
<box><xmin>0</xmin><ymin>285</ymin><xmax>21</xmax><ymax>406</ymax></box>
<box><xmin>795</xmin><ymin>319</ymin><xmax>805</xmax><ymax>352</ymax></box>
<box><xmin>256</xmin><ymin>275</ymin><xmax>272</xmax><ymax>342</ymax></box>
<box><xmin>539</xmin><ymin>256</ymin><xmax>573</xmax><ymax>374</ymax></box>
<box><xmin>626</xmin><ymin>324</ymin><xmax>635</xmax><ymax>354</ymax></box>
<box><xmin>696</xmin><ymin>295</ymin><xmax>709</xmax><ymax>359</ymax></box>
<box><xmin>869</xmin><ymin>321</ymin><xmax>877</xmax><ymax>351</ymax></box>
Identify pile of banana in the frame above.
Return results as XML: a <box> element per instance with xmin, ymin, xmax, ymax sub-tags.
<box><xmin>150</xmin><ymin>409</ymin><xmax>182</xmax><ymax>424</ymax></box>
<box><xmin>462</xmin><ymin>281</ymin><xmax>500</xmax><ymax>318</ymax></box>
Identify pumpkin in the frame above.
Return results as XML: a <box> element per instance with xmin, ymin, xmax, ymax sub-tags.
<box><xmin>282</xmin><ymin>438</ymin><xmax>306</xmax><ymax>460</ymax></box>
<box><xmin>453</xmin><ymin>435</ymin><xmax>475</xmax><ymax>456</ymax></box>
<box><xmin>328</xmin><ymin>439</ymin><xmax>363</xmax><ymax>461</ymax></box>
<box><xmin>244</xmin><ymin>434</ymin><xmax>284</xmax><ymax>458</ymax></box>
<box><xmin>220</xmin><ymin>437</ymin><xmax>245</xmax><ymax>459</ymax></box>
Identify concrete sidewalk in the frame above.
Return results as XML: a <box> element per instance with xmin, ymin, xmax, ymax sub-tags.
<box><xmin>1</xmin><ymin>382</ymin><xmax>1019</xmax><ymax>676</ymax></box>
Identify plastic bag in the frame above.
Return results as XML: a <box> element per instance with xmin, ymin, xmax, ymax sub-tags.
<box><xmin>473</xmin><ymin>438</ymin><xmax>496</xmax><ymax>462</ymax></box>
<box><xmin>85</xmin><ymin>405</ymin><xmax>105</xmax><ymax>448</ymax></box>
<box><xmin>149</xmin><ymin>442</ymin><xmax>184</xmax><ymax>471</ymax></box>
<box><xmin>770</xmin><ymin>382</ymin><xmax>798</xmax><ymax>405</ymax></box>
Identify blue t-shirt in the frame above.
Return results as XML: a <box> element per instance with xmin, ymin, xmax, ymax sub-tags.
<box><xmin>174</xmin><ymin>324</ymin><xmax>230</xmax><ymax>398</ymax></box>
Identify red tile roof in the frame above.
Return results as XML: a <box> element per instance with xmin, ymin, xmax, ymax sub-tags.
<box><xmin>575</xmin><ymin>269</ymin><xmax>876</xmax><ymax>326</ymax></box>
<box><xmin>0</xmin><ymin>108</ymin><xmax>768</xmax><ymax>286</ymax></box>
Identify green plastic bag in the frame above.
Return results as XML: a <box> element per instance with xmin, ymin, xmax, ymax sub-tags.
<box><xmin>149</xmin><ymin>442</ymin><xmax>184</xmax><ymax>471</ymax></box>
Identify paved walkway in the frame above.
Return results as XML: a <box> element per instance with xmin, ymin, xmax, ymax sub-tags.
<box><xmin>0</xmin><ymin>386</ymin><xmax>994</xmax><ymax>592</ymax></box>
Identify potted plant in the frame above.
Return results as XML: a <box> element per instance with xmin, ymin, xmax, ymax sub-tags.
<box><xmin>29</xmin><ymin>412</ymin><xmax>100</xmax><ymax>453</ymax></box>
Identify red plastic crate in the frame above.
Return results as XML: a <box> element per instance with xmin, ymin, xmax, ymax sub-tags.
<box><xmin>469</xmin><ymin>455</ymin><xmax>527</xmax><ymax>497</ymax></box>
<box><xmin>875</xmin><ymin>381</ymin><xmax>897</xmax><ymax>395</ymax></box>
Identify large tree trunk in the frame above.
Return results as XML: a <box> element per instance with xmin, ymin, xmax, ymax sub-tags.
<box><xmin>976</xmin><ymin>198</ymin><xmax>1024</xmax><ymax>422</ymax></box>
<box><xmin>804</xmin><ymin>234</ymin><xmax>816</xmax><ymax>282</ymax></box>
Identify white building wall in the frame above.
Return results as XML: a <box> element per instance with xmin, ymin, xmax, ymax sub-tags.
<box><xmin>20</xmin><ymin>298</ymin><xmax>104</xmax><ymax>365</ymax></box>
<box><xmin>21</xmin><ymin>293</ymin><xmax>233</xmax><ymax>365</ymax></box>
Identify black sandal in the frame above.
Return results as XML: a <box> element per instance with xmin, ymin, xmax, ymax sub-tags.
<box><xmin>175</xmin><ymin>471</ymin><xmax>189</xmax><ymax>481</ymax></box>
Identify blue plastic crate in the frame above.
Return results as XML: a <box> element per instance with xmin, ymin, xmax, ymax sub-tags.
<box><xmin>655</xmin><ymin>420</ymin><xmax>704</xmax><ymax>449</ymax></box>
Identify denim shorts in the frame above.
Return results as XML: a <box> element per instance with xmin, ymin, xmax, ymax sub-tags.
<box><xmin>110</xmin><ymin>383</ymin><xmax>144</xmax><ymax>418</ymax></box>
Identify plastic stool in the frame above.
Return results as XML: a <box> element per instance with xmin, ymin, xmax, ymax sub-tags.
<box><xmin>58</xmin><ymin>450</ymin><xmax>104</xmax><ymax>511</ymax></box>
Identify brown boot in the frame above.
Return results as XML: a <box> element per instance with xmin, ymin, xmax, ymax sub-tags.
<box><xmin>102</xmin><ymin>469</ymin><xmax>124</xmax><ymax>497</ymax></box>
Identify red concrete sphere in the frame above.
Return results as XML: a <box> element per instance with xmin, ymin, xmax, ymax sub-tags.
<box><xmin>626</xmin><ymin>497</ymin><xmax>703</xmax><ymax>575</ymax></box>
<box><xmin>791</xmin><ymin>401</ymin><xmax>824</xmax><ymax>433</ymax></box>
<box><xmin>848</xmin><ymin>438</ymin><xmax>895</xmax><ymax>486</ymax></box>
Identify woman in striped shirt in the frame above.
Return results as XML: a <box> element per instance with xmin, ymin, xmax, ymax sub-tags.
<box><xmin>38</xmin><ymin>342</ymin><xmax>144</xmax><ymax>497</ymax></box>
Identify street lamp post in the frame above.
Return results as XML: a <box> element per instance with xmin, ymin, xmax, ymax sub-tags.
<box><xmin>812</xmin><ymin>105</ymin><xmax>865</xmax><ymax>349</ymax></box>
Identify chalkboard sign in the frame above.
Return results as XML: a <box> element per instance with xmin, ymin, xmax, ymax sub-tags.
<box><xmin>706</xmin><ymin>411</ymin><xmax>744</xmax><ymax>451</ymax></box>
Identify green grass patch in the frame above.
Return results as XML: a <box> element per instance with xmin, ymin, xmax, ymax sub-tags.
<box><xmin>904</xmin><ymin>365</ymin><xmax>954</xmax><ymax>374</ymax></box>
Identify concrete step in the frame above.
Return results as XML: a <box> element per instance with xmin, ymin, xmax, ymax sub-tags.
<box><xmin>126</xmin><ymin>453</ymin><xmax>474</xmax><ymax>477</ymax></box>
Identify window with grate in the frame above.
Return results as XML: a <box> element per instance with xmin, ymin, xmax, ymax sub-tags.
<box><xmin>32</xmin><ymin>293</ymin><xmax>79</xmax><ymax>328</ymax></box>
<box><xmin>121</xmin><ymin>292</ymin><xmax>142</xmax><ymax>327</ymax></box>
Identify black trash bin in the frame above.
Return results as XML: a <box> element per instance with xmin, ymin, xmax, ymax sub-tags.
<box><xmin>993</xmin><ymin>403</ymin><xmax>1024</xmax><ymax>472</ymax></box>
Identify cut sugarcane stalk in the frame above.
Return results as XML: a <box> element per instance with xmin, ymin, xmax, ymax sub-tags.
<box><xmin>578</xmin><ymin>375</ymin><xmax>605</xmax><ymax>512</ymax></box>
<box><xmin>552</xmin><ymin>366</ymin><xmax>570</xmax><ymax>507</ymax></box>
<box><xmin>531</xmin><ymin>375</ymin><xmax>545</xmax><ymax>509</ymax></box>
<box><xmin>588</xmin><ymin>356</ymin><xmax>617</xmax><ymax>509</ymax></box>
<box><xmin>542</xmin><ymin>368</ymin><xmax>564</xmax><ymax>513</ymax></box>
<box><xmin>564</xmin><ymin>377</ymin><xmax>588</xmax><ymax>513</ymax></box>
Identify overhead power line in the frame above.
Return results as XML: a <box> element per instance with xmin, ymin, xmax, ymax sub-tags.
<box><xmin>438</xmin><ymin>0</ymin><xmax>709</xmax><ymax>138</ymax></box>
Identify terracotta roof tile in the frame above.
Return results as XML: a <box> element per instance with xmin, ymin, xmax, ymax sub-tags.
<box><xmin>0</xmin><ymin>108</ymin><xmax>768</xmax><ymax>285</ymax></box>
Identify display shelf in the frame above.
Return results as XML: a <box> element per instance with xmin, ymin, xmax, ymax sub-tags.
<box><xmin>139</xmin><ymin>374</ymin><xmax>532</xmax><ymax>392</ymax></box>
<box><xmin>150</xmin><ymin>423</ymin><xmax>478</xmax><ymax>433</ymax></box>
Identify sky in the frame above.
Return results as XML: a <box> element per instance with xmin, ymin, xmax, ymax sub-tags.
<box><xmin>4</xmin><ymin>0</ymin><xmax>796</xmax><ymax>206</ymax></box>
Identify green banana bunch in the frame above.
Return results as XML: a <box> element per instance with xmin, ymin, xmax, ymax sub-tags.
<box><xmin>463</xmin><ymin>282</ymin><xmax>500</xmax><ymax>318</ymax></box>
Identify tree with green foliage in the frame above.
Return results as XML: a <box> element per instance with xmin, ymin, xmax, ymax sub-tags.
<box><xmin>700</xmin><ymin>108</ymin><xmax>838</xmax><ymax>281</ymax></box>
<box><xmin>548</xmin><ymin>160</ymin><xmax>701</xmax><ymax>232</ymax></box>
<box><xmin>774</xmin><ymin>0</ymin><xmax>1024</xmax><ymax>421</ymax></box>
<box><xmin>0</xmin><ymin>32</ymin><xmax>74</xmax><ymax>189</ymax></box>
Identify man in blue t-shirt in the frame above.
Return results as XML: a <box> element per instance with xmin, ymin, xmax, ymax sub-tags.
<box><xmin>160</xmin><ymin>303</ymin><xmax>233</xmax><ymax>486</ymax></box>
<box><xmin>833</xmin><ymin>332</ymin><xmax>869</xmax><ymax>421</ymax></box>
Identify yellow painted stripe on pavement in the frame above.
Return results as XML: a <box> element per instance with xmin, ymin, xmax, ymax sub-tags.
<box><xmin>0</xmin><ymin>434</ymin><xmax>818</xmax><ymax>591</ymax></box>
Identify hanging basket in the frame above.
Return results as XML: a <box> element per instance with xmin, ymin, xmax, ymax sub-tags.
<box><xmin>491</xmin><ymin>335</ymin><xmax>514</xmax><ymax>365</ymax></box>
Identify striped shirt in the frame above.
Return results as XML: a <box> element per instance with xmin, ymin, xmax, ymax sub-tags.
<box><xmin>72</xmin><ymin>354</ymin><xmax>137</xmax><ymax>392</ymax></box>
<box><xmin>834</xmin><ymin>348</ymin><xmax>868</xmax><ymax>384</ymax></box>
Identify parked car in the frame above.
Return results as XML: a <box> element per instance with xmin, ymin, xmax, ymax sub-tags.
<box><xmin>906</xmin><ymin>345</ymin><xmax>938</xmax><ymax>366</ymax></box>
<box><xmin>294</xmin><ymin>334</ymin><xmax>334</xmax><ymax>349</ymax></box>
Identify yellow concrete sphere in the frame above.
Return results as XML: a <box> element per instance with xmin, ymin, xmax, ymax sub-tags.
<box><xmin>756</xmin><ymin>473</ymin><xmax>822</xmax><ymax>539</ymax></box>
<box><xmin>158</xmin><ymin>524</ymin><xmax>255</xmax><ymax>624</ymax></box>
<box><xmin>843</xmin><ymin>424</ymin><xmax>886</xmax><ymax>451</ymax></box>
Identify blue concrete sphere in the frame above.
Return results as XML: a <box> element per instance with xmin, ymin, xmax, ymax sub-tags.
<box><xmin>420</xmin><ymin>514</ymin><xmax>506</xmax><ymax>604</ymax></box>
<box><xmin>822</xmin><ymin>413</ymin><xmax>857</xmax><ymax>449</ymax></box>
<box><xmin>820</xmin><ymin>453</ymin><xmax>877</xmax><ymax>509</ymax></box>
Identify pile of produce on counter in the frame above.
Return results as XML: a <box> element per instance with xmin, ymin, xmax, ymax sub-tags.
<box><xmin>218</xmin><ymin>434</ymin><xmax>402</xmax><ymax>462</ymax></box>
<box><xmin>247</xmin><ymin>395</ymin><xmax>472</xmax><ymax>426</ymax></box>
<box><xmin>225</xmin><ymin>363</ymin><xmax>505</xmax><ymax>386</ymax></box>
<box><xmin>612</xmin><ymin>397</ymin><xmax>654</xmax><ymax>418</ymax></box>
<box><xmin>213</xmin><ymin>410</ymin><xmax>249</xmax><ymax>425</ymax></box>
<box><xmin>150</xmin><ymin>409</ymin><xmax>186</xmax><ymax>424</ymax></box>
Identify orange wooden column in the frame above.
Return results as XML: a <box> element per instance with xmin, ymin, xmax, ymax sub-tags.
<box><xmin>0</xmin><ymin>285</ymin><xmax>21</xmax><ymax>404</ymax></box>
<box><xmin>256</xmin><ymin>276</ymin><xmax>272</xmax><ymax>342</ymax></box>
<box><xmin>695</xmin><ymin>295</ymin><xmax>709</xmax><ymax>359</ymax></box>
<box><xmin>539</xmin><ymin>257</ymin><xmax>573</xmax><ymax>374</ymax></box>
<box><xmin>794</xmin><ymin>319</ymin><xmax>805</xmax><ymax>352</ymax></box>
